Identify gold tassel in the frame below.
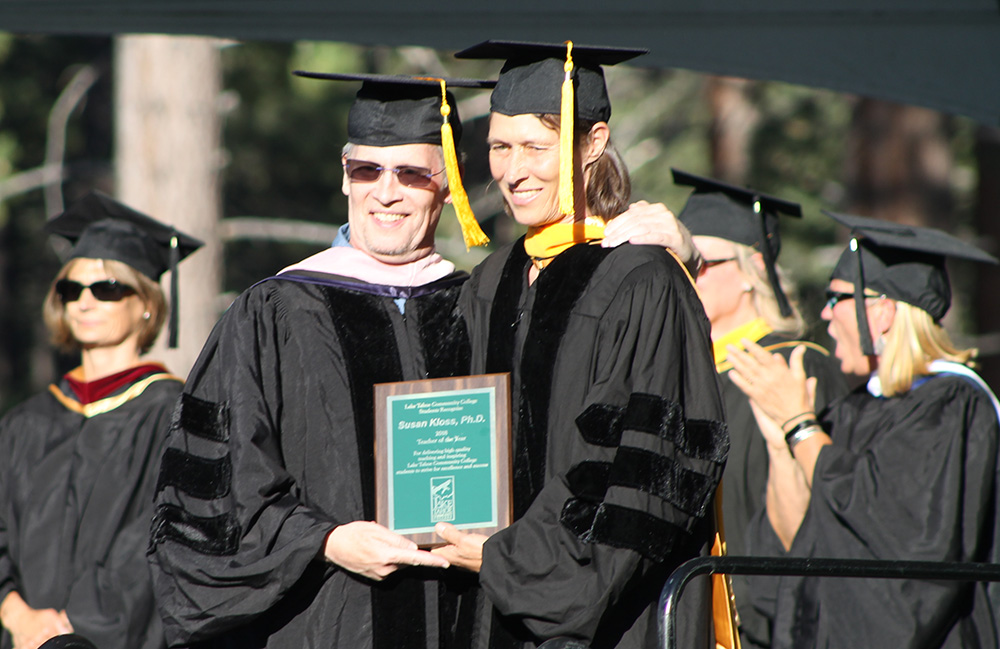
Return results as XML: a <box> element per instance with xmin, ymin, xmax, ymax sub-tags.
<box><xmin>437</xmin><ymin>79</ymin><xmax>489</xmax><ymax>249</ymax></box>
<box><xmin>711</xmin><ymin>487</ymin><xmax>742</xmax><ymax>649</ymax></box>
<box><xmin>559</xmin><ymin>41</ymin><xmax>575</xmax><ymax>217</ymax></box>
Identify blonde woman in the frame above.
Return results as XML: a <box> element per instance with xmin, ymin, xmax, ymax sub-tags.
<box><xmin>0</xmin><ymin>193</ymin><xmax>200</xmax><ymax>649</ymax></box>
<box><xmin>728</xmin><ymin>213</ymin><xmax>999</xmax><ymax>649</ymax></box>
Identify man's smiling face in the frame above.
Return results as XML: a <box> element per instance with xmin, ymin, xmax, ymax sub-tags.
<box><xmin>343</xmin><ymin>143</ymin><xmax>450</xmax><ymax>264</ymax></box>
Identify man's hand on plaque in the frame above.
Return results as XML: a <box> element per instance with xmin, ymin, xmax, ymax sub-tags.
<box><xmin>322</xmin><ymin>521</ymin><xmax>450</xmax><ymax>581</ymax></box>
<box><xmin>431</xmin><ymin>522</ymin><xmax>488</xmax><ymax>573</ymax></box>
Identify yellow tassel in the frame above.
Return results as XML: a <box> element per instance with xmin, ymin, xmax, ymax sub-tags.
<box><xmin>559</xmin><ymin>41</ymin><xmax>575</xmax><ymax>217</ymax></box>
<box><xmin>711</xmin><ymin>489</ymin><xmax>742</xmax><ymax>649</ymax></box>
<box><xmin>437</xmin><ymin>79</ymin><xmax>489</xmax><ymax>249</ymax></box>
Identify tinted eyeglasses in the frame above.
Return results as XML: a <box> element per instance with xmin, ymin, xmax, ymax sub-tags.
<box><xmin>344</xmin><ymin>159</ymin><xmax>444</xmax><ymax>189</ymax></box>
<box><xmin>825</xmin><ymin>289</ymin><xmax>855</xmax><ymax>310</ymax></box>
<box><xmin>825</xmin><ymin>289</ymin><xmax>887</xmax><ymax>310</ymax></box>
<box><xmin>56</xmin><ymin>279</ymin><xmax>137</xmax><ymax>303</ymax></box>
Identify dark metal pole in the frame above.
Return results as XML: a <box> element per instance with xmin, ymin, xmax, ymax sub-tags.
<box><xmin>659</xmin><ymin>555</ymin><xmax>1000</xmax><ymax>649</ymax></box>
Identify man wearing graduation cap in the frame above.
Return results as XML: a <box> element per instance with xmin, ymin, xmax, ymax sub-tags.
<box><xmin>726</xmin><ymin>214</ymin><xmax>1000</xmax><ymax>649</ymax></box>
<box><xmin>147</xmin><ymin>62</ymin><xmax>701</xmax><ymax>648</ymax></box>
<box><xmin>147</xmin><ymin>74</ymin><xmax>491</xmax><ymax>649</ymax></box>
<box><xmin>675</xmin><ymin>170</ymin><xmax>847</xmax><ymax>649</ymax></box>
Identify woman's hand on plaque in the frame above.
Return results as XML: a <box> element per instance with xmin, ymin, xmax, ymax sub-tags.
<box><xmin>431</xmin><ymin>522</ymin><xmax>487</xmax><ymax>573</ymax></box>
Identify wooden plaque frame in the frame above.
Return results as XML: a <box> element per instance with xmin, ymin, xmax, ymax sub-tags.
<box><xmin>374</xmin><ymin>373</ymin><xmax>511</xmax><ymax>547</ymax></box>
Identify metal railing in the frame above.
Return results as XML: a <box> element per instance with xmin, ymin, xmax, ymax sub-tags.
<box><xmin>659</xmin><ymin>555</ymin><xmax>1000</xmax><ymax>649</ymax></box>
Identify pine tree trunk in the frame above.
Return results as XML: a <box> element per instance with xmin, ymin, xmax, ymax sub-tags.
<box><xmin>114</xmin><ymin>35</ymin><xmax>222</xmax><ymax>378</ymax></box>
<box><xmin>706</xmin><ymin>76</ymin><xmax>758</xmax><ymax>184</ymax></box>
<box><xmin>973</xmin><ymin>126</ymin><xmax>1000</xmax><ymax>388</ymax></box>
<box><xmin>845</xmin><ymin>99</ymin><xmax>953</xmax><ymax>229</ymax></box>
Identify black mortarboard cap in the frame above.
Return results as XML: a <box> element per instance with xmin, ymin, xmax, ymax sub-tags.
<box><xmin>46</xmin><ymin>191</ymin><xmax>204</xmax><ymax>347</ymax></box>
<box><xmin>46</xmin><ymin>191</ymin><xmax>202</xmax><ymax>280</ymax></box>
<box><xmin>457</xmin><ymin>40</ymin><xmax>645</xmax><ymax>217</ymax></box>
<box><xmin>292</xmin><ymin>71</ymin><xmax>494</xmax><ymax>147</ymax></box>
<box><xmin>455</xmin><ymin>40</ymin><xmax>646</xmax><ymax>122</ymax></box>
<box><xmin>292</xmin><ymin>71</ymin><xmax>495</xmax><ymax>248</ymax></box>
<box><xmin>674</xmin><ymin>169</ymin><xmax>802</xmax><ymax>317</ymax></box>
<box><xmin>824</xmin><ymin>210</ymin><xmax>997</xmax><ymax>355</ymax></box>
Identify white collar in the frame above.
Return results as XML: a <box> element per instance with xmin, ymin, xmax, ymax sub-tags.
<box><xmin>866</xmin><ymin>360</ymin><xmax>1000</xmax><ymax>422</ymax></box>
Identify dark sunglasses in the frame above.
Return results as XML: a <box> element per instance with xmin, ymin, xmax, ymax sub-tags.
<box><xmin>344</xmin><ymin>159</ymin><xmax>443</xmax><ymax>189</ymax></box>
<box><xmin>824</xmin><ymin>289</ymin><xmax>855</xmax><ymax>310</ymax></box>
<box><xmin>56</xmin><ymin>279</ymin><xmax>137</xmax><ymax>303</ymax></box>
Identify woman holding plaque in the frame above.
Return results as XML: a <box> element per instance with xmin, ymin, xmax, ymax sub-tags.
<box><xmin>433</xmin><ymin>41</ymin><xmax>728</xmax><ymax>649</ymax></box>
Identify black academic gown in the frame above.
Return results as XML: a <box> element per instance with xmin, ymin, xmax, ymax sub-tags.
<box><xmin>460</xmin><ymin>240</ymin><xmax>729</xmax><ymax>649</ymax></box>
<box><xmin>148</xmin><ymin>271</ymin><xmax>478</xmax><ymax>649</ymax></box>
<box><xmin>716</xmin><ymin>332</ymin><xmax>847</xmax><ymax>649</ymax></box>
<box><xmin>0</xmin><ymin>367</ymin><xmax>180</xmax><ymax>649</ymax></box>
<box><xmin>747</xmin><ymin>372</ymin><xmax>1000</xmax><ymax>649</ymax></box>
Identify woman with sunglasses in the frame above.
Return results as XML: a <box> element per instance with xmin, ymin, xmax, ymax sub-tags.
<box><xmin>673</xmin><ymin>171</ymin><xmax>847</xmax><ymax>648</ymax></box>
<box><xmin>432</xmin><ymin>42</ymin><xmax>728</xmax><ymax>649</ymax></box>
<box><xmin>0</xmin><ymin>192</ymin><xmax>200</xmax><ymax>649</ymax></box>
<box><xmin>726</xmin><ymin>213</ymin><xmax>1000</xmax><ymax>649</ymax></box>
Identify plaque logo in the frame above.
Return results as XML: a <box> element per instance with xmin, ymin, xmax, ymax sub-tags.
<box><xmin>430</xmin><ymin>476</ymin><xmax>456</xmax><ymax>522</ymax></box>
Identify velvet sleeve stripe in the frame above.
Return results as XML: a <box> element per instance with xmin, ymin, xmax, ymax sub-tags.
<box><xmin>566</xmin><ymin>460</ymin><xmax>612</xmax><ymax>501</ymax></box>
<box><xmin>561</xmin><ymin>392</ymin><xmax>726</xmax><ymax>559</ymax></box>
<box><xmin>562</xmin><ymin>450</ymin><xmax>716</xmax><ymax>547</ymax></box>
<box><xmin>177</xmin><ymin>392</ymin><xmax>231</xmax><ymax>443</ymax></box>
<box><xmin>589</xmin><ymin>503</ymin><xmax>687</xmax><ymax>562</ymax></box>
<box><xmin>607</xmin><ymin>446</ymin><xmax>718</xmax><ymax>516</ymax></box>
<box><xmin>151</xmin><ymin>503</ymin><xmax>241</xmax><ymax>556</ymax></box>
<box><xmin>560</xmin><ymin>500</ymin><xmax>685</xmax><ymax>563</ymax></box>
<box><xmin>623</xmin><ymin>393</ymin><xmax>727</xmax><ymax>464</ymax></box>
<box><xmin>680</xmin><ymin>418</ymin><xmax>729</xmax><ymax>465</ymax></box>
<box><xmin>155</xmin><ymin>448</ymin><xmax>233</xmax><ymax>500</ymax></box>
<box><xmin>575</xmin><ymin>403</ymin><xmax>625</xmax><ymax>447</ymax></box>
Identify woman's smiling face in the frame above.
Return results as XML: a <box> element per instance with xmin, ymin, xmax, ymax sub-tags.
<box><xmin>487</xmin><ymin>113</ymin><xmax>567</xmax><ymax>228</ymax></box>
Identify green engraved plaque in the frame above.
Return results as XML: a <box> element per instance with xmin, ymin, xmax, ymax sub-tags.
<box><xmin>375</xmin><ymin>374</ymin><xmax>511</xmax><ymax>546</ymax></box>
